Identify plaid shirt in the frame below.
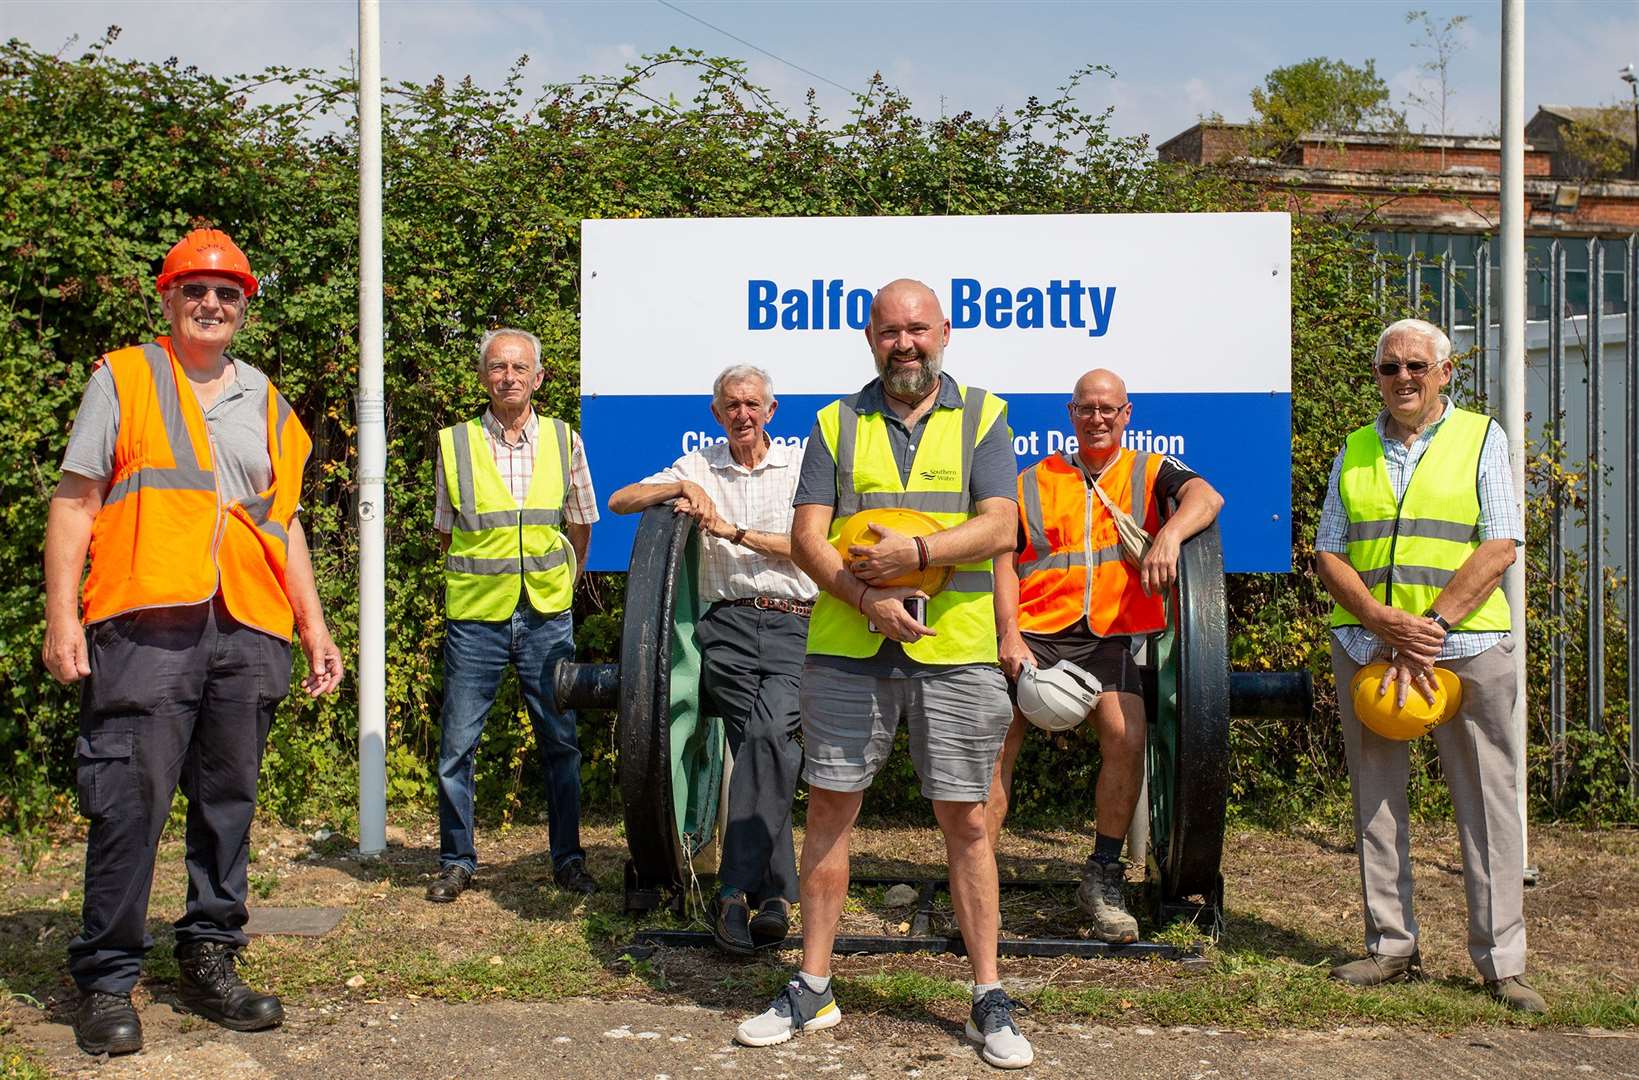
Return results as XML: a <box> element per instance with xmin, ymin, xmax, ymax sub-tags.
<box><xmin>1316</xmin><ymin>397</ymin><xmax>1521</xmax><ymax>664</ymax></box>
<box><xmin>433</xmin><ymin>409</ymin><xmax>598</xmax><ymax>532</ymax></box>
<box><xmin>639</xmin><ymin>437</ymin><xmax>816</xmax><ymax>603</ymax></box>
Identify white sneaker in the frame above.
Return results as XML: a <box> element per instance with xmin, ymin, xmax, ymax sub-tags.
<box><xmin>734</xmin><ymin>978</ymin><xmax>842</xmax><ymax>1047</ymax></box>
<box><xmin>965</xmin><ymin>988</ymin><xmax>1033</xmax><ymax>1069</ymax></box>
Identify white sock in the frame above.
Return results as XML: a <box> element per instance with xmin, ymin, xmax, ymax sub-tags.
<box><xmin>797</xmin><ymin>970</ymin><xmax>830</xmax><ymax>994</ymax></box>
<box><xmin>973</xmin><ymin>981</ymin><xmax>1002</xmax><ymax>1002</ymax></box>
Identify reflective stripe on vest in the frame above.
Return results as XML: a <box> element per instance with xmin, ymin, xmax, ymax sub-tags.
<box><xmin>1330</xmin><ymin>407</ymin><xmax>1510</xmax><ymax>632</ymax></box>
<box><xmin>82</xmin><ymin>339</ymin><xmax>311</xmax><ymax>640</ymax></box>
<box><xmin>441</xmin><ymin>416</ymin><xmax>575</xmax><ymax>620</ymax></box>
<box><xmin>1015</xmin><ymin>449</ymin><xmax>1168</xmax><ymax>637</ymax></box>
<box><xmin>806</xmin><ymin>383</ymin><xmax>1007</xmax><ymax>665</ymax></box>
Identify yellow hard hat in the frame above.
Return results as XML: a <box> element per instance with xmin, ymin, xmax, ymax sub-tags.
<box><xmin>832</xmin><ymin>507</ymin><xmax>952</xmax><ymax>595</ymax></box>
<box><xmin>1349</xmin><ymin>663</ymin><xmax>1463</xmax><ymax>740</ymax></box>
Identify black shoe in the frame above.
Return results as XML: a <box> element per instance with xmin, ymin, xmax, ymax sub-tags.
<box><xmin>74</xmin><ymin>990</ymin><xmax>142</xmax><ymax>1056</ymax></box>
<box><xmin>175</xmin><ymin>941</ymin><xmax>284</xmax><ymax>1032</ymax></box>
<box><xmin>553</xmin><ymin>858</ymin><xmax>597</xmax><ymax>895</ymax></box>
<box><xmin>748</xmin><ymin>898</ymin><xmax>791</xmax><ymax>948</ymax></box>
<box><xmin>425</xmin><ymin>863</ymin><xmax>473</xmax><ymax>903</ymax></box>
<box><xmin>714</xmin><ymin>892</ymin><xmax>756</xmax><ymax>956</ymax></box>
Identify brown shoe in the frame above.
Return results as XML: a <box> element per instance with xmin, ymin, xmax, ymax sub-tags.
<box><xmin>1486</xmin><ymin>975</ymin><xmax>1547</xmax><ymax>1014</ymax></box>
<box><xmin>1329</xmin><ymin>949</ymin><xmax>1423</xmax><ymax>987</ymax></box>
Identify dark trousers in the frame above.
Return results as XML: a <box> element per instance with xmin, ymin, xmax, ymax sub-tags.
<box><xmin>697</xmin><ymin>604</ymin><xmax>806</xmax><ymax>905</ymax></box>
<box><xmin>67</xmin><ymin>597</ymin><xmax>291</xmax><ymax>994</ymax></box>
<box><xmin>438</xmin><ymin>603</ymin><xmax>582</xmax><ymax>873</ymax></box>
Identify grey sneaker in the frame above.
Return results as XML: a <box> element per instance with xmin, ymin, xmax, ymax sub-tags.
<box><xmin>734</xmin><ymin>977</ymin><xmax>842</xmax><ymax>1047</ymax></box>
<box><xmin>1486</xmin><ymin>975</ymin><xmax>1547</xmax><ymax>1014</ymax></box>
<box><xmin>965</xmin><ymin>989</ymin><xmax>1033</xmax><ymax>1069</ymax></box>
<box><xmin>1075</xmin><ymin>858</ymin><xmax>1138</xmax><ymax>944</ymax></box>
<box><xmin>1329</xmin><ymin>950</ymin><xmax>1424</xmax><ymax>987</ymax></box>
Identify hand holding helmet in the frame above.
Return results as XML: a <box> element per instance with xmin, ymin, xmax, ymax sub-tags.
<box><xmin>1349</xmin><ymin>662</ymin><xmax>1463</xmax><ymax>741</ymax></box>
<box><xmin>1017</xmin><ymin>660</ymin><xmax>1103</xmax><ymax>733</ymax></box>
<box><xmin>832</xmin><ymin>508</ymin><xmax>952</xmax><ymax>596</ymax></box>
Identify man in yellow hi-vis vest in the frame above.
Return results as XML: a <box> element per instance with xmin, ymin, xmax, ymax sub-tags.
<box><xmin>733</xmin><ymin>280</ymin><xmax>1034</xmax><ymax>1070</ymax></box>
<box><xmin>1316</xmin><ymin>318</ymin><xmax>1542</xmax><ymax>1014</ymax></box>
<box><xmin>429</xmin><ymin>328</ymin><xmax>597</xmax><ymax>903</ymax></box>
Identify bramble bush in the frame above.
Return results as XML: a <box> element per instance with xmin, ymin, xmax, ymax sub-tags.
<box><xmin>2</xmin><ymin>34</ymin><xmax>1631</xmax><ymax>857</ymax></box>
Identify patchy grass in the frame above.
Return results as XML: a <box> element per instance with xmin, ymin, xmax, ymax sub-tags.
<box><xmin>1</xmin><ymin>813</ymin><xmax>1635</xmax><ymax>1042</ymax></box>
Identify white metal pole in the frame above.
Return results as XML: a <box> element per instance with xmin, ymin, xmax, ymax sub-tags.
<box><xmin>356</xmin><ymin>0</ymin><xmax>388</xmax><ymax>858</ymax></box>
<box><xmin>1499</xmin><ymin>0</ymin><xmax>1531</xmax><ymax>879</ymax></box>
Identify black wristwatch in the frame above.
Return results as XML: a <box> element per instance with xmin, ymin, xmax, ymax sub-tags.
<box><xmin>1424</xmin><ymin>609</ymin><xmax>1451</xmax><ymax>632</ymax></box>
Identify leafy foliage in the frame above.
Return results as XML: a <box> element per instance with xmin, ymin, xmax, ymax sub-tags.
<box><xmin>1250</xmin><ymin>57</ymin><xmax>1404</xmax><ymax>152</ymax></box>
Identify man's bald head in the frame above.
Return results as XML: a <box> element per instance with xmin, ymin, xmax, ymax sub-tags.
<box><xmin>871</xmin><ymin>278</ymin><xmax>943</xmax><ymax>321</ymax></box>
<box><xmin>1067</xmin><ymin>368</ymin><xmax>1132</xmax><ymax>463</ymax></box>
<box><xmin>866</xmin><ymin>278</ymin><xmax>950</xmax><ymax>402</ymax></box>
<box><xmin>1073</xmin><ymin>369</ymin><xmax>1127</xmax><ymax>402</ymax></box>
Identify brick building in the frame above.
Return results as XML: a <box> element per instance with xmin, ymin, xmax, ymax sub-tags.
<box><xmin>1157</xmin><ymin>110</ymin><xmax>1639</xmax><ymax>321</ymax></box>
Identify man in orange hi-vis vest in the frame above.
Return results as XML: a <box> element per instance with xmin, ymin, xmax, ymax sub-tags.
<box><xmin>41</xmin><ymin>228</ymin><xmax>343</xmax><ymax>1057</ymax></box>
<box><xmin>985</xmin><ymin>368</ymin><xmax>1222</xmax><ymax>943</ymax></box>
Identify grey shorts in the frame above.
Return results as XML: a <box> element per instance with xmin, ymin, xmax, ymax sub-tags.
<box><xmin>799</xmin><ymin>663</ymin><xmax>1013</xmax><ymax>802</ymax></box>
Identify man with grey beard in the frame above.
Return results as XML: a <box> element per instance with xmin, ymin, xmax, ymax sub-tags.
<box><xmin>734</xmin><ymin>279</ymin><xmax>1032</xmax><ymax>1069</ymax></box>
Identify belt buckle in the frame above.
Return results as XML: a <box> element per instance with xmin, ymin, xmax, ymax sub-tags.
<box><xmin>753</xmin><ymin>596</ymin><xmax>775</xmax><ymax>611</ymax></box>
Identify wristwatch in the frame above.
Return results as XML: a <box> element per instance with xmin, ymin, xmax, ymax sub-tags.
<box><xmin>1424</xmin><ymin>609</ymin><xmax>1451</xmax><ymax>631</ymax></box>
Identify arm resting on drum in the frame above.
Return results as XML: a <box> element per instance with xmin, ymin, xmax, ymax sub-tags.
<box><xmin>923</xmin><ymin>495</ymin><xmax>1016</xmax><ymax>566</ymax></box>
<box><xmin>1428</xmin><ymin>538</ymin><xmax>1515</xmax><ymax>625</ymax></box>
<box><xmin>607</xmin><ymin>480</ymin><xmax>695</xmax><ymax>515</ymax></box>
<box><xmin>1140</xmin><ymin>477</ymin><xmax>1225</xmax><ymax>596</ymax></box>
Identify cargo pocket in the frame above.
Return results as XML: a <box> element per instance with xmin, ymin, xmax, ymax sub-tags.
<box><xmin>75</xmin><ymin>730</ymin><xmax>134</xmax><ymax>820</ymax></box>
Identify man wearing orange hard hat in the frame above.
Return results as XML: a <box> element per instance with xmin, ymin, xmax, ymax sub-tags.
<box><xmin>984</xmin><ymin>368</ymin><xmax>1223</xmax><ymax>945</ymax></box>
<box><xmin>1315</xmin><ymin>318</ymin><xmax>1541</xmax><ymax>1013</ymax></box>
<box><xmin>735</xmin><ymin>279</ymin><xmax>1034</xmax><ymax>1069</ymax></box>
<box><xmin>42</xmin><ymin>228</ymin><xmax>343</xmax><ymax>1055</ymax></box>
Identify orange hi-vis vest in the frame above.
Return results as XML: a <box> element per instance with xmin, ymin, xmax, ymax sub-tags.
<box><xmin>81</xmin><ymin>338</ymin><xmax>313</xmax><ymax>641</ymax></box>
<box><xmin>1015</xmin><ymin>448</ymin><xmax>1167</xmax><ymax>637</ymax></box>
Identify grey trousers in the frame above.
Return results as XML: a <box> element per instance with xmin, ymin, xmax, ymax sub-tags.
<box><xmin>1333</xmin><ymin>637</ymin><xmax>1526</xmax><ymax>980</ymax></box>
<box><xmin>697</xmin><ymin>603</ymin><xmax>806</xmax><ymax>905</ymax></box>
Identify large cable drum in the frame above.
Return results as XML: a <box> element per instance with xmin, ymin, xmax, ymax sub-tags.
<box><xmin>1143</xmin><ymin>521</ymin><xmax>1231</xmax><ymax>916</ymax></box>
<box><xmin>611</xmin><ymin>507</ymin><xmax>724</xmax><ymax>900</ymax></box>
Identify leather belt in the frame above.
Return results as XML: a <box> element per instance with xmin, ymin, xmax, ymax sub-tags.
<box><xmin>716</xmin><ymin>596</ymin><xmax>814</xmax><ymax>617</ymax></box>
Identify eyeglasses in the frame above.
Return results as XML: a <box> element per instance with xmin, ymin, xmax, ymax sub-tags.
<box><xmin>177</xmin><ymin>283</ymin><xmax>244</xmax><ymax>304</ymax></box>
<box><xmin>1375</xmin><ymin>360</ymin><xmax>1432</xmax><ymax>377</ymax></box>
<box><xmin>1068</xmin><ymin>401</ymin><xmax>1128</xmax><ymax>420</ymax></box>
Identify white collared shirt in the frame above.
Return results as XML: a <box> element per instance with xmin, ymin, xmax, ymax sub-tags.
<box><xmin>638</xmin><ymin>438</ymin><xmax>817</xmax><ymax>603</ymax></box>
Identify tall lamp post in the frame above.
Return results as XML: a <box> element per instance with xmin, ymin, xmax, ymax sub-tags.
<box><xmin>1622</xmin><ymin>65</ymin><xmax>1638</xmax><ymax>181</ymax></box>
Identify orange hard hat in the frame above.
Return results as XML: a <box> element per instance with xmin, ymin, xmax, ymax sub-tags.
<box><xmin>832</xmin><ymin>507</ymin><xmax>952</xmax><ymax>595</ymax></box>
<box><xmin>1349</xmin><ymin>663</ymin><xmax>1463</xmax><ymax>740</ymax></box>
<box><xmin>155</xmin><ymin>228</ymin><xmax>259</xmax><ymax>297</ymax></box>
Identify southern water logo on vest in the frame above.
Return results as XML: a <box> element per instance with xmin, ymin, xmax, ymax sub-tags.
<box><xmin>748</xmin><ymin>278</ymin><xmax>1116</xmax><ymax>337</ymax></box>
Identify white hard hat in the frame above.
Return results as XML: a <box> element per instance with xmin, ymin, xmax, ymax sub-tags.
<box><xmin>1016</xmin><ymin>660</ymin><xmax>1102</xmax><ymax>732</ymax></box>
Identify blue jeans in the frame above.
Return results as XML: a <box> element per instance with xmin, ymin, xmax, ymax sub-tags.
<box><xmin>438</xmin><ymin>602</ymin><xmax>582</xmax><ymax>873</ymax></box>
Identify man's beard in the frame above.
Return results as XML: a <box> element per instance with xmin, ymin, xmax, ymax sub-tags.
<box><xmin>880</xmin><ymin>351</ymin><xmax>942</xmax><ymax>399</ymax></box>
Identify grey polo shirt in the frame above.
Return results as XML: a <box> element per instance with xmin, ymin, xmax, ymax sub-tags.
<box><xmin>794</xmin><ymin>372</ymin><xmax>1018</xmax><ymax>677</ymax></box>
<box><xmin>61</xmin><ymin>353</ymin><xmax>278</xmax><ymax>505</ymax></box>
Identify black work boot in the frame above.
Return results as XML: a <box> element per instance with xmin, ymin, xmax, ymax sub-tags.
<box><xmin>175</xmin><ymin>941</ymin><xmax>284</xmax><ymax>1031</ymax></box>
<box><xmin>74</xmin><ymin>990</ymin><xmax>143</xmax><ymax>1055</ymax></box>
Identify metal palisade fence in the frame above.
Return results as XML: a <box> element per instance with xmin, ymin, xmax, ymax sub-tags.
<box><xmin>1371</xmin><ymin>234</ymin><xmax>1639</xmax><ymax>799</ymax></box>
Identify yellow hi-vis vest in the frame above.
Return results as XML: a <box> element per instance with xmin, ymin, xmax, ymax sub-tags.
<box><xmin>439</xmin><ymin>416</ymin><xmax>575</xmax><ymax>621</ymax></box>
<box><xmin>1331</xmin><ymin>406</ymin><xmax>1510</xmax><ymax>632</ymax></box>
<box><xmin>807</xmin><ymin>383</ymin><xmax>1009</xmax><ymax>665</ymax></box>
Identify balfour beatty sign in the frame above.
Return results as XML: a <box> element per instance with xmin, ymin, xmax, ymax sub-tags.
<box><xmin>581</xmin><ymin>213</ymin><xmax>1292</xmax><ymax>572</ymax></box>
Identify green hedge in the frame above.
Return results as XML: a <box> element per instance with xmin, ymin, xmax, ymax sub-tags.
<box><xmin>1</xmin><ymin>37</ymin><xmax>1631</xmax><ymax>854</ymax></box>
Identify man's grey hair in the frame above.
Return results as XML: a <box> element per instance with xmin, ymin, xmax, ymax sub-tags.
<box><xmin>713</xmin><ymin>364</ymin><xmax>774</xmax><ymax>405</ymax></box>
<box><xmin>1375</xmin><ymin>318</ymin><xmax>1452</xmax><ymax>366</ymax></box>
<box><xmin>478</xmin><ymin>327</ymin><xmax>543</xmax><ymax>374</ymax></box>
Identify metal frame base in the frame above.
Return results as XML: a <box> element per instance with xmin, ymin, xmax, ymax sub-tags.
<box><xmin>621</xmin><ymin>874</ymin><xmax>1207</xmax><ymax>962</ymax></box>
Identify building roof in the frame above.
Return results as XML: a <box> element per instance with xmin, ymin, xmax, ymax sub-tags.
<box><xmin>1533</xmin><ymin>105</ymin><xmax>1636</xmax><ymax>147</ymax></box>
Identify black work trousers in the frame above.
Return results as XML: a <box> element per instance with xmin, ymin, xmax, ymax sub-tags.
<box><xmin>67</xmin><ymin>596</ymin><xmax>291</xmax><ymax>994</ymax></box>
<box><xmin>696</xmin><ymin>603</ymin><xmax>806</xmax><ymax>905</ymax></box>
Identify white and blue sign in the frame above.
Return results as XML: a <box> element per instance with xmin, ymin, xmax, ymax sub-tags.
<box><xmin>581</xmin><ymin>213</ymin><xmax>1292</xmax><ymax>572</ymax></box>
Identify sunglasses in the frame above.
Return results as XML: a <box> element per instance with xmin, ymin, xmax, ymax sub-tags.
<box><xmin>177</xmin><ymin>283</ymin><xmax>244</xmax><ymax>304</ymax></box>
<box><xmin>1375</xmin><ymin>360</ymin><xmax>1432</xmax><ymax>377</ymax></box>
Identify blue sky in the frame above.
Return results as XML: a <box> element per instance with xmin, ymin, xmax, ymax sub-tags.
<box><xmin>6</xmin><ymin>1</ymin><xmax>1637</xmax><ymax>144</ymax></box>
